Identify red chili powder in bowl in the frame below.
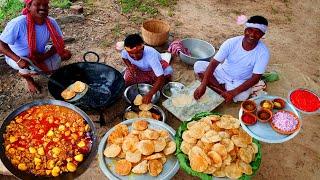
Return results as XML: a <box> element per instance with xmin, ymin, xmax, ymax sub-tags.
<box><xmin>241</xmin><ymin>112</ymin><xmax>257</xmax><ymax>125</ymax></box>
<box><xmin>290</xmin><ymin>89</ymin><xmax>320</xmax><ymax>112</ymax></box>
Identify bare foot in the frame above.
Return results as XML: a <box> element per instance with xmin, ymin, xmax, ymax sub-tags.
<box><xmin>22</xmin><ymin>76</ymin><xmax>40</xmax><ymax>93</ymax></box>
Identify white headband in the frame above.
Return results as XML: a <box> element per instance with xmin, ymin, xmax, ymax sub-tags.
<box><xmin>245</xmin><ymin>22</ymin><xmax>268</xmax><ymax>33</ymax></box>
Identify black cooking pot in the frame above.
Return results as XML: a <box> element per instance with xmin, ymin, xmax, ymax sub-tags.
<box><xmin>48</xmin><ymin>51</ymin><xmax>125</xmax><ymax>111</ymax></box>
<box><xmin>0</xmin><ymin>99</ymin><xmax>98</xmax><ymax>180</ymax></box>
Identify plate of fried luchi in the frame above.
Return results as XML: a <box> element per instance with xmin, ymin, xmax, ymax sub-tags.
<box><xmin>98</xmin><ymin>118</ymin><xmax>179</xmax><ymax>179</ymax></box>
<box><xmin>175</xmin><ymin>112</ymin><xmax>262</xmax><ymax>180</ymax></box>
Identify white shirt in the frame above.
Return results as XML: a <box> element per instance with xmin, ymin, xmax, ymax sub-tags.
<box><xmin>0</xmin><ymin>15</ymin><xmax>62</xmax><ymax>59</ymax></box>
<box><xmin>121</xmin><ymin>45</ymin><xmax>164</xmax><ymax>77</ymax></box>
<box><xmin>214</xmin><ymin>35</ymin><xmax>270</xmax><ymax>81</ymax></box>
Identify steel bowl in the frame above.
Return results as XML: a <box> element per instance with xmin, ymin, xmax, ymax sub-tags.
<box><xmin>0</xmin><ymin>99</ymin><xmax>98</xmax><ymax>180</ymax></box>
<box><xmin>123</xmin><ymin>83</ymin><xmax>161</xmax><ymax>104</ymax></box>
<box><xmin>161</xmin><ymin>82</ymin><xmax>185</xmax><ymax>98</ymax></box>
<box><xmin>123</xmin><ymin>105</ymin><xmax>166</xmax><ymax>122</ymax></box>
<box><xmin>179</xmin><ymin>38</ymin><xmax>215</xmax><ymax>65</ymax></box>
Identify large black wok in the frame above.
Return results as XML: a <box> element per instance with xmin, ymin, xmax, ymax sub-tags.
<box><xmin>0</xmin><ymin>99</ymin><xmax>98</xmax><ymax>180</ymax></box>
<box><xmin>48</xmin><ymin>51</ymin><xmax>125</xmax><ymax>111</ymax></box>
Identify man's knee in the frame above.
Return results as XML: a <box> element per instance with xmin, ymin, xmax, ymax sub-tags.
<box><xmin>194</xmin><ymin>61</ymin><xmax>209</xmax><ymax>74</ymax></box>
<box><xmin>233</xmin><ymin>89</ymin><xmax>252</xmax><ymax>102</ymax></box>
<box><xmin>46</xmin><ymin>53</ymin><xmax>61</xmax><ymax>71</ymax></box>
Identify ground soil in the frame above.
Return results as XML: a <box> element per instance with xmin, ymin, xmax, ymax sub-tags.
<box><xmin>0</xmin><ymin>0</ymin><xmax>319</xmax><ymax>179</ymax></box>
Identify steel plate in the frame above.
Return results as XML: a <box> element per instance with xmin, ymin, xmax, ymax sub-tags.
<box><xmin>239</xmin><ymin>95</ymin><xmax>302</xmax><ymax>143</ymax></box>
<box><xmin>98</xmin><ymin>118</ymin><xmax>179</xmax><ymax>180</ymax></box>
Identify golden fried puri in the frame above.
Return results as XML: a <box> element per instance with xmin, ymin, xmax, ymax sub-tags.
<box><xmin>134</xmin><ymin>94</ymin><xmax>143</xmax><ymax>106</ymax></box>
<box><xmin>132</xmin><ymin>120</ymin><xmax>149</xmax><ymax>131</ymax></box>
<box><xmin>106</xmin><ymin>121</ymin><xmax>176</xmax><ymax>177</ymax></box>
<box><xmin>61</xmin><ymin>89</ymin><xmax>76</xmax><ymax>100</ymax></box>
<box><xmin>124</xmin><ymin>111</ymin><xmax>139</xmax><ymax>120</ymax></box>
<box><xmin>103</xmin><ymin>144</ymin><xmax>121</xmax><ymax>157</ymax></box>
<box><xmin>125</xmin><ymin>150</ymin><xmax>142</xmax><ymax>163</ymax></box>
<box><xmin>143</xmin><ymin>129</ymin><xmax>160</xmax><ymax>140</ymax></box>
<box><xmin>163</xmin><ymin>141</ymin><xmax>176</xmax><ymax>155</ymax></box>
<box><xmin>139</xmin><ymin>103</ymin><xmax>153</xmax><ymax>111</ymax></box>
<box><xmin>189</xmin><ymin>146</ymin><xmax>209</xmax><ymax>172</ymax></box>
<box><xmin>137</xmin><ymin>140</ymin><xmax>155</xmax><ymax>155</ymax></box>
<box><xmin>144</xmin><ymin>153</ymin><xmax>164</xmax><ymax>160</ymax></box>
<box><xmin>115</xmin><ymin>159</ymin><xmax>132</xmax><ymax>176</ymax></box>
<box><xmin>148</xmin><ymin>159</ymin><xmax>163</xmax><ymax>176</ymax></box>
<box><xmin>138</xmin><ymin>111</ymin><xmax>153</xmax><ymax>118</ymax></box>
<box><xmin>132</xmin><ymin>160</ymin><xmax>148</xmax><ymax>174</ymax></box>
<box><xmin>180</xmin><ymin>114</ymin><xmax>259</xmax><ymax>179</ymax></box>
<box><xmin>71</xmin><ymin>81</ymin><xmax>86</xmax><ymax>93</ymax></box>
<box><xmin>153</xmin><ymin>137</ymin><xmax>166</xmax><ymax>152</ymax></box>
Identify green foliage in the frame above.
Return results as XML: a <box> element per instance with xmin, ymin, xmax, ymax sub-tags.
<box><xmin>51</xmin><ymin>0</ymin><xmax>72</xmax><ymax>9</ymax></box>
<box><xmin>138</xmin><ymin>3</ymin><xmax>157</xmax><ymax>15</ymax></box>
<box><xmin>83</xmin><ymin>0</ymin><xmax>94</xmax><ymax>7</ymax></box>
<box><xmin>0</xmin><ymin>0</ymin><xmax>24</xmax><ymax>29</ymax></box>
<box><xmin>130</xmin><ymin>15</ymin><xmax>145</xmax><ymax>24</ymax></box>
<box><xmin>120</xmin><ymin>0</ymin><xmax>139</xmax><ymax>13</ymax></box>
<box><xmin>119</xmin><ymin>0</ymin><xmax>176</xmax><ymax>15</ymax></box>
<box><xmin>112</xmin><ymin>22</ymin><xmax>121</xmax><ymax>38</ymax></box>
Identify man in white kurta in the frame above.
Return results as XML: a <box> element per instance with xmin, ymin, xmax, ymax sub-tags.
<box><xmin>193</xmin><ymin>15</ymin><xmax>270</xmax><ymax>103</ymax></box>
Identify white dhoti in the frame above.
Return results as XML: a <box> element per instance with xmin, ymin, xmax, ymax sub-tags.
<box><xmin>5</xmin><ymin>46</ymin><xmax>61</xmax><ymax>75</ymax></box>
<box><xmin>194</xmin><ymin>61</ymin><xmax>252</xmax><ymax>102</ymax></box>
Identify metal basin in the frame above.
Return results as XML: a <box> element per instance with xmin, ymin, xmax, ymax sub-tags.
<box><xmin>161</xmin><ymin>82</ymin><xmax>185</xmax><ymax>98</ymax></box>
<box><xmin>179</xmin><ymin>38</ymin><xmax>215</xmax><ymax>65</ymax></box>
<box><xmin>0</xmin><ymin>99</ymin><xmax>98</xmax><ymax>180</ymax></box>
<box><xmin>123</xmin><ymin>83</ymin><xmax>160</xmax><ymax>104</ymax></box>
<box><xmin>123</xmin><ymin>105</ymin><xmax>166</xmax><ymax>122</ymax></box>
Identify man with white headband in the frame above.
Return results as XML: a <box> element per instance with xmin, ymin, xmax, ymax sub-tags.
<box><xmin>121</xmin><ymin>34</ymin><xmax>173</xmax><ymax>103</ymax></box>
<box><xmin>193</xmin><ymin>15</ymin><xmax>270</xmax><ymax>103</ymax></box>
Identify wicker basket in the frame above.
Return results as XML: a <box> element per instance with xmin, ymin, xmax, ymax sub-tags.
<box><xmin>141</xmin><ymin>19</ymin><xmax>170</xmax><ymax>46</ymax></box>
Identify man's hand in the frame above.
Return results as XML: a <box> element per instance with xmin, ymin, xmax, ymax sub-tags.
<box><xmin>123</xmin><ymin>58</ymin><xmax>137</xmax><ymax>73</ymax></box>
<box><xmin>221</xmin><ymin>90</ymin><xmax>237</xmax><ymax>103</ymax></box>
<box><xmin>17</xmin><ymin>58</ymin><xmax>30</xmax><ymax>69</ymax></box>
<box><xmin>61</xmin><ymin>50</ymin><xmax>72</xmax><ymax>61</ymax></box>
<box><xmin>31</xmin><ymin>52</ymin><xmax>46</xmax><ymax>63</ymax></box>
<box><xmin>142</xmin><ymin>93</ymin><xmax>153</xmax><ymax>104</ymax></box>
<box><xmin>194</xmin><ymin>84</ymin><xmax>206</xmax><ymax>100</ymax></box>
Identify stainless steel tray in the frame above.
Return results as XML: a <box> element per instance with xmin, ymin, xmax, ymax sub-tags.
<box><xmin>162</xmin><ymin>81</ymin><xmax>224</xmax><ymax>121</ymax></box>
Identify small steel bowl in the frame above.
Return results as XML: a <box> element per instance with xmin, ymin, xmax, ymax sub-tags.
<box><xmin>123</xmin><ymin>83</ymin><xmax>161</xmax><ymax>104</ymax></box>
<box><xmin>123</xmin><ymin>105</ymin><xmax>166</xmax><ymax>122</ymax></box>
<box><xmin>161</xmin><ymin>82</ymin><xmax>185</xmax><ymax>98</ymax></box>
